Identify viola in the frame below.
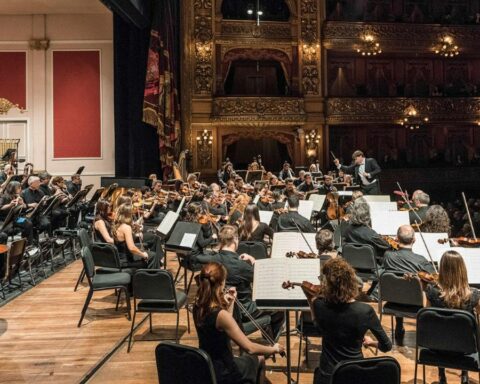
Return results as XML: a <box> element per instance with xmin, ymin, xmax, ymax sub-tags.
<box><xmin>326</xmin><ymin>192</ymin><xmax>345</xmax><ymax>220</ymax></box>
<box><xmin>285</xmin><ymin>251</ymin><xmax>318</xmax><ymax>259</ymax></box>
<box><xmin>438</xmin><ymin>237</ymin><xmax>480</xmax><ymax>248</ymax></box>
<box><xmin>282</xmin><ymin>280</ymin><xmax>322</xmax><ymax>300</ymax></box>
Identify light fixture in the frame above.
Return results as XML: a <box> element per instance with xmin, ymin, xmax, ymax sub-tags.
<box><xmin>434</xmin><ymin>36</ymin><xmax>460</xmax><ymax>58</ymax></box>
<box><xmin>305</xmin><ymin>129</ymin><xmax>320</xmax><ymax>145</ymax></box>
<box><xmin>356</xmin><ymin>33</ymin><xmax>382</xmax><ymax>56</ymax></box>
<box><xmin>247</xmin><ymin>0</ymin><xmax>263</xmax><ymax>27</ymax></box>
<box><xmin>399</xmin><ymin>105</ymin><xmax>429</xmax><ymax>130</ymax></box>
<box><xmin>196</xmin><ymin>129</ymin><xmax>213</xmax><ymax>146</ymax></box>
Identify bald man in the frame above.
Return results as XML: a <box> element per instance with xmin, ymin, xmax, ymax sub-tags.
<box><xmin>382</xmin><ymin>224</ymin><xmax>435</xmax><ymax>342</ymax></box>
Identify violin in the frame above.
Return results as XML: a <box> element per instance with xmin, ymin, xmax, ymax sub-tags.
<box><xmin>282</xmin><ymin>280</ymin><xmax>322</xmax><ymax>300</ymax></box>
<box><xmin>198</xmin><ymin>213</ymin><xmax>220</xmax><ymax>225</ymax></box>
<box><xmin>382</xmin><ymin>235</ymin><xmax>400</xmax><ymax>250</ymax></box>
<box><xmin>326</xmin><ymin>192</ymin><xmax>345</xmax><ymax>220</ymax></box>
<box><xmin>405</xmin><ymin>271</ymin><xmax>439</xmax><ymax>286</ymax></box>
<box><xmin>285</xmin><ymin>251</ymin><xmax>318</xmax><ymax>259</ymax></box>
<box><xmin>438</xmin><ymin>237</ymin><xmax>480</xmax><ymax>248</ymax></box>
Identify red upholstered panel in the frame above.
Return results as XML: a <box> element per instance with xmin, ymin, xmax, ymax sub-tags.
<box><xmin>53</xmin><ymin>50</ymin><xmax>101</xmax><ymax>158</ymax></box>
<box><xmin>0</xmin><ymin>51</ymin><xmax>27</xmax><ymax>109</ymax></box>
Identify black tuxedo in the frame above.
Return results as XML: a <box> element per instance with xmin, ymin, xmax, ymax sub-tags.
<box><xmin>340</xmin><ymin>158</ymin><xmax>381</xmax><ymax>194</ymax></box>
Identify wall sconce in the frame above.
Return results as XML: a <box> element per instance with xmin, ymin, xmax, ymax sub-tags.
<box><xmin>356</xmin><ymin>33</ymin><xmax>382</xmax><ymax>56</ymax></box>
<box><xmin>398</xmin><ymin>105</ymin><xmax>429</xmax><ymax>130</ymax></box>
<box><xmin>305</xmin><ymin>129</ymin><xmax>320</xmax><ymax>160</ymax></box>
<box><xmin>434</xmin><ymin>35</ymin><xmax>459</xmax><ymax>57</ymax></box>
<box><xmin>195</xmin><ymin>42</ymin><xmax>212</xmax><ymax>62</ymax></box>
<box><xmin>302</xmin><ymin>42</ymin><xmax>320</xmax><ymax>65</ymax></box>
<box><xmin>29</xmin><ymin>39</ymin><xmax>50</xmax><ymax>50</ymax></box>
<box><xmin>196</xmin><ymin>129</ymin><xmax>213</xmax><ymax>166</ymax></box>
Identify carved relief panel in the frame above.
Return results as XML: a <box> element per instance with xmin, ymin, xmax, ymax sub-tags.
<box><xmin>299</xmin><ymin>0</ymin><xmax>321</xmax><ymax>95</ymax></box>
<box><xmin>193</xmin><ymin>0</ymin><xmax>214</xmax><ymax>95</ymax></box>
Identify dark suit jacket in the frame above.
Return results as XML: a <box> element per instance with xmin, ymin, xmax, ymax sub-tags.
<box><xmin>275</xmin><ymin>211</ymin><xmax>316</xmax><ymax>233</ymax></box>
<box><xmin>383</xmin><ymin>247</ymin><xmax>435</xmax><ymax>275</ymax></box>
<box><xmin>342</xmin><ymin>223</ymin><xmax>390</xmax><ymax>258</ymax></box>
<box><xmin>409</xmin><ymin>206</ymin><xmax>428</xmax><ymax>226</ymax></box>
<box><xmin>340</xmin><ymin>158</ymin><xmax>381</xmax><ymax>186</ymax></box>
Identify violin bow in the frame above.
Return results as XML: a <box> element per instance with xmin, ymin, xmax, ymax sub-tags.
<box><xmin>416</xmin><ymin>226</ymin><xmax>438</xmax><ymax>274</ymax></box>
<box><xmin>292</xmin><ymin>219</ymin><xmax>317</xmax><ymax>255</ymax></box>
<box><xmin>461</xmin><ymin>192</ymin><xmax>477</xmax><ymax>240</ymax></box>
<box><xmin>396</xmin><ymin>182</ymin><xmax>423</xmax><ymax>226</ymax></box>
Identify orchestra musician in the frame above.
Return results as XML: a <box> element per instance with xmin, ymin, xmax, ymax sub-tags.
<box><xmin>66</xmin><ymin>173</ymin><xmax>82</xmax><ymax>196</ymax></box>
<box><xmin>294</xmin><ymin>170</ymin><xmax>305</xmax><ymax>187</ymax></box>
<box><xmin>307</xmin><ymin>258</ymin><xmax>391</xmax><ymax>384</ymax></box>
<box><xmin>38</xmin><ymin>172</ymin><xmax>53</xmax><ymax>196</ymax></box>
<box><xmin>409</xmin><ymin>190</ymin><xmax>430</xmax><ymax>225</ymax></box>
<box><xmin>193</xmin><ymin>262</ymin><xmax>284</xmax><ymax>384</ymax></box>
<box><xmin>50</xmin><ymin>176</ymin><xmax>74</xmax><ymax>229</ymax></box>
<box><xmin>0</xmin><ymin>163</ymin><xmax>15</xmax><ymax>184</ymax></box>
<box><xmin>334</xmin><ymin>150</ymin><xmax>381</xmax><ymax>195</ymax></box>
<box><xmin>239</xmin><ymin>204</ymin><xmax>273</xmax><ymax>244</ymax></box>
<box><xmin>219</xmin><ymin>162</ymin><xmax>235</xmax><ymax>188</ymax></box>
<box><xmin>0</xmin><ymin>181</ymin><xmax>34</xmax><ymax>244</ymax></box>
<box><xmin>308</xmin><ymin>159</ymin><xmax>321</xmax><ymax>174</ymax></box>
<box><xmin>282</xmin><ymin>178</ymin><xmax>296</xmax><ymax>198</ymax></box>
<box><xmin>274</xmin><ymin>195</ymin><xmax>315</xmax><ymax>233</ymax></box>
<box><xmin>297</xmin><ymin>172</ymin><xmax>316</xmax><ymax>193</ymax></box>
<box><xmin>21</xmin><ymin>176</ymin><xmax>51</xmax><ymax>235</ymax></box>
<box><xmin>422</xmin><ymin>205</ymin><xmax>451</xmax><ymax>234</ymax></box>
<box><xmin>93</xmin><ymin>200</ymin><xmax>114</xmax><ymax>244</ymax></box>
<box><xmin>278</xmin><ymin>161</ymin><xmax>294</xmax><ymax>181</ymax></box>
<box><xmin>318</xmin><ymin>175</ymin><xmax>337</xmax><ymax>194</ymax></box>
<box><xmin>315</xmin><ymin>229</ymin><xmax>338</xmax><ymax>260</ymax></box>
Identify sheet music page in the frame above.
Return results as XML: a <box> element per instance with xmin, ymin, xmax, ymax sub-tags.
<box><xmin>308</xmin><ymin>194</ymin><xmax>326</xmax><ymax>212</ymax></box>
<box><xmin>457</xmin><ymin>248</ymin><xmax>480</xmax><ymax>284</ymax></box>
<box><xmin>363</xmin><ymin>195</ymin><xmax>391</xmax><ymax>203</ymax></box>
<box><xmin>180</xmin><ymin>233</ymin><xmax>196</xmax><ymax>248</ymax></box>
<box><xmin>253</xmin><ymin>259</ymin><xmax>320</xmax><ymax>301</ymax></box>
<box><xmin>368</xmin><ymin>202</ymin><xmax>398</xmax><ymax>212</ymax></box>
<box><xmin>253</xmin><ymin>195</ymin><xmax>260</xmax><ymax>205</ymax></box>
<box><xmin>412</xmin><ymin>233</ymin><xmax>450</xmax><ymax>262</ymax></box>
<box><xmin>336</xmin><ymin>191</ymin><xmax>353</xmax><ymax>197</ymax></box>
<box><xmin>371</xmin><ymin>210</ymin><xmax>409</xmax><ymax>235</ymax></box>
<box><xmin>298</xmin><ymin>200</ymin><xmax>314</xmax><ymax>220</ymax></box>
<box><xmin>156</xmin><ymin>211</ymin><xmax>179</xmax><ymax>236</ymax></box>
<box><xmin>258</xmin><ymin>210</ymin><xmax>273</xmax><ymax>225</ymax></box>
<box><xmin>271</xmin><ymin>232</ymin><xmax>316</xmax><ymax>258</ymax></box>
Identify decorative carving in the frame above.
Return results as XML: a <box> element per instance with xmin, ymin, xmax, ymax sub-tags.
<box><xmin>327</xmin><ymin>97</ymin><xmax>480</xmax><ymax>124</ymax></box>
<box><xmin>212</xmin><ymin>97</ymin><xmax>307</xmax><ymax>124</ymax></box>
<box><xmin>0</xmin><ymin>98</ymin><xmax>24</xmax><ymax>115</ymax></box>
<box><xmin>220</xmin><ymin>21</ymin><xmax>291</xmax><ymax>40</ymax></box>
<box><xmin>193</xmin><ymin>1</ymin><xmax>214</xmax><ymax>95</ymax></box>
<box><xmin>300</xmin><ymin>0</ymin><xmax>320</xmax><ymax>95</ymax></box>
<box><xmin>301</xmin><ymin>18</ymin><xmax>317</xmax><ymax>43</ymax></box>
<box><xmin>301</xmin><ymin>0</ymin><xmax>317</xmax><ymax>14</ymax></box>
<box><xmin>302</xmin><ymin>67</ymin><xmax>319</xmax><ymax>94</ymax></box>
<box><xmin>323</xmin><ymin>22</ymin><xmax>480</xmax><ymax>53</ymax></box>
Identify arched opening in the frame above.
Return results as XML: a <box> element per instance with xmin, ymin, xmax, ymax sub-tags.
<box><xmin>221</xmin><ymin>0</ymin><xmax>290</xmax><ymax>22</ymax></box>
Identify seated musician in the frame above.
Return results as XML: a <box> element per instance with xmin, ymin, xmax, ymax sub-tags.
<box><xmin>184</xmin><ymin>203</ymin><xmax>216</xmax><ymax>262</ymax></box>
<box><xmin>422</xmin><ymin>204</ymin><xmax>451</xmax><ymax>234</ymax></box>
<box><xmin>297</xmin><ymin>172</ymin><xmax>316</xmax><ymax>193</ymax></box>
<box><xmin>203</xmin><ymin>191</ymin><xmax>227</xmax><ymax>217</ymax></box>
<box><xmin>239</xmin><ymin>204</ymin><xmax>273</xmax><ymax>243</ymax></box>
<box><xmin>223</xmin><ymin>179</ymin><xmax>238</xmax><ymax>195</ymax></box>
<box><xmin>274</xmin><ymin>195</ymin><xmax>315</xmax><ymax>233</ymax></box>
<box><xmin>193</xmin><ymin>262</ymin><xmax>284</xmax><ymax>384</ymax></box>
<box><xmin>93</xmin><ymin>200</ymin><xmax>114</xmax><ymax>243</ymax></box>
<box><xmin>51</xmin><ymin>176</ymin><xmax>73</xmax><ymax>229</ymax></box>
<box><xmin>381</xmin><ymin>225</ymin><xmax>435</xmax><ymax>342</ymax></box>
<box><xmin>269</xmin><ymin>175</ymin><xmax>280</xmax><ymax>187</ymax></box>
<box><xmin>318</xmin><ymin>175</ymin><xmax>337</xmax><ymax>194</ymax></box>
<box><xmin>196</xmin><ymin>226</ymin><xmax>285</xmax><ymax>340</ymax></box>
<box><xmin>315</xmin><ymin>229</ymin><xmax>338</xmax><ymax>260</ymax></box>
<box><xmin>282</xmin><ymin>178</ymin><xmax>296</xmax><ymax>198</ymax></box>
<box><xmin>0</xmin><ymin>164</ymin><xmax>15</xmax><ymax>184</ymax></box>
<box><xmin>278</xmin><ymin>161</ymin><xmax>294</xmax><ymax>181</ymax></box>
<box><xmin>38</xmin><ymin>172</ymin><xmax>53</xmax><ymax>196</ymax></box>
<box><xmin>234</xmin><ymin>176</ymin><xmax>244</xmax><ymax>192</ymax></box>
<box><xmin>409</xmin><ymin>190</ymin><xmax>430</xmax><ymax>225</ymax></box>
<box><xmin>0</xmin><ymin>181</ymin><xmax>34</xmax><ymax>244</ymax></box>
<box><xmin>228</xmin><ymin>193</ymin><xmax>250</xmax><ymax>227</ymax></box>
<box><xmin>342</xmin><ymin>197</ymin><xmax>389</xmax><ymax>259</ymax></box>
<box><xmin>112</xmin><ymin>204</ymin><xmax>162</xmax><ymax>269</ymax></box>
<box><xmin>418</xmin><ymin>250</ymin><xmax>479</xmax><ymax>384</ymax></box>
<box><xmin>294</xmin><ymin>170</ymin><xmax>305</xmax><ymax>187</ymax></box>
<box><xmin>219</xmin><ymin>161</ymin><xmax>235</xmax><ymax>188</ymax></box>
<box><xmin>66</xmin><ymin>174</ymin><xmax>82</xmax><ymax>196</ymax></box>
<box><xmin>308</xmin><ymin>258</ymin><xmax>391</xmax><ymax>384</ymax></box>
<box><xmin>21</xmin><ymin>176</ymin><xmax>51</xmax><ymax>235</ymax></box>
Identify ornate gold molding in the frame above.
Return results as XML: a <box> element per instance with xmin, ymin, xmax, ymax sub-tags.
<box><xmin>323</xmin><ymin>22</ymin><xmax>480</xmax><ymax>52</ymax></box>
<box><xmin>211</xmin><ymin>97</ymin><xmax>307</xmax><ymax>125</ymax></box>
<box><xmin>193</xmin><ymin>0</ymin><xmax>214</xmax><ymax>95</ymax></box>
<box><xmin>218</xmin><ymin>20</ymin><xmax>292</xmax><ymax>40</ymax></box>
<box><xmin>327</xmin><ymin>97</ymin><xmax>480</xmax><ymax>124</ymax></box>
<box><xmin>0</xmin><ymin>98</ymin><xmax>24</xmax><ymax>115</ymax></box>
<box><xmin>300</xmin><ymin>0</ymin><xmax>321</xmax><ymax>95</ymax></box>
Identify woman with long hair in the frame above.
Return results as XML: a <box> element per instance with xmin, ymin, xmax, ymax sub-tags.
<box><xmin>425</xmin><ymin>250</ymin><xmax>480</xmax><ymax>384</ymax></box>
<box><xmin>194</xmin><ymin>262</ymin><xmax>284</xmax><ymax>384</ymax></box>
<box><xmin>239</xmin><ymin>204</ymin><xmax>273</xmax><ymax>243</ymax></box>
<box><xmin>0</xmin><ymin>181</ymin><xmax>34</xmax><ymax>243</ymax></box>
<box><xmin>94</xmin><ymin>199</ymin><xmax>114</xmax><ymax>243</ymax></box>
<box><xmin>112</xmin><ymin>204</ymin><xmax>162</xmax><ymax>269</ymax></box>
<box><xmin>310</xmin><ymin>258</ymin><xmax>391</xmax><ymax>384</ymax></box>
<box><xmin>422</xmin><ymin>204</ymin><xmax>451</xmax><ymax>235</ymax></box>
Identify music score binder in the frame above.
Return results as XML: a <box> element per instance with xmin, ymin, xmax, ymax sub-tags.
<box><xmin>165</xmin><ymin>221</ymin><xmax>201</xmax><ymax>254</ymax></box>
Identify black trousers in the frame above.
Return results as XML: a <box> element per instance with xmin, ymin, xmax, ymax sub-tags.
<box><xmin>362</xmin><ymin>181</ymin><xmax>381</xmax><ymax>195</ymax></box>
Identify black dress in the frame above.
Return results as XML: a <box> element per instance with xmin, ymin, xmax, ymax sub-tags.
<box><xmin>426</xmin><ymin>285</ymin><xmax>480</xmax><ymax>313</ymax></box>
<box><xmin>240</xmin><ymin>222</ymin><xmax>273</xmax><ymax>242</ymax></box>
<box><xmin>313</xmin><ymin>299</ymin><xmax>392</xmax><ymax>384</ymax></box>
<box><xmin>194</xmin><ymin>308</ymin><xmax>259</xmax><ymax>384</ymax></box>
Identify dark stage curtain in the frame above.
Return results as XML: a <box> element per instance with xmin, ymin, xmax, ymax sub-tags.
<box><xmin>113</xmin><ymin>12</ymin><xmax>161</xmax><ymax>178</ymax></box>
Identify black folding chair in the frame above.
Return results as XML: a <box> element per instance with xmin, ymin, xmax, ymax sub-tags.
<box><xmin>296</xmin><ymin>311</ymin><xmax>322</xmax><ymax>383</ymax></box>
<box><xmin>2</xmin><ymin>238</ymin><xmax>27</xmax><ymax>291</ymax></box>
<box><xmin>414</xmin><ymin>307</ymin><xmax>480</xmax><ymax>384</ymax></box>
<box><xmin>342</xmin><ymin>243</ymin><xmax>378</xmax><ymax>282</ymax></box>
<box><xmin>73</xmin><ymin>228</ymin><xmax>94</xmax><ymax>291</ymax></box>
<box><xmin>155</xmin><ymin>341</ymin><xmax>216</xmax><ymax>384</ymax></box>
<box><xmin>329</xmin><ymin>356</ymin><xmax>401</xmax><ymax>384</ymax></box>
<box><xmin>128</xmin><ymin>269</ymin><xmax>190</xmax><ymax>351</ymax></box>
<box><xmin>77</xmin><ymin>247</ymin><xmax>131</xmax><ymax>327</ymax></box>
<box><xmin>379</xmin><ymin>272</ymin><xmax>424</xmax><ymax>343</ymax></box>
<box><xmin>237</xmin><ymin>241</ymin><xmax>268</xmax><ymax>260</ymax></box>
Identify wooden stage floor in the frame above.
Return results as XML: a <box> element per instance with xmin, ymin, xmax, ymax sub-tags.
<box><xmin>0</xmin><ymin>253</ymin><xmax>477</xmax><ymax>384</ymax></box>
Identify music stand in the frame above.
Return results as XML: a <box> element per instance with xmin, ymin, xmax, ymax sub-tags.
<box><xmin>235</xmin><ymin>170</ymin><xmax>247</xmax><ymax>180</ymax></box>
<box><xmin>75</xmin><ymin>166</ymin><xmax>85</xmax><ymax>175</ymax></box>
<box><xmin>0</xmin><ymin>205</ymin><xmax>23</xmax><ymax>231</ymax></box>
<box><xmin>66</xmin><ymin>189</ymin><xmax>90</xmax><ymax>209</ymax></box>
<box><xmin>42</xmin><ymin>195</ymin><xmax>61</xmax><ymax>216</ymax></box>
<box><xmin>311</xmin><ymin>172</ymin><xmax>323</xmax><ymax>179</ymax></box>
<box><xmin>88</xmin><ymin>188</ymin><xmax>105</xmax><ymax>206</ymax></box>
<box><xmin>104</xmin><ymin>183</ymin><xmax>118</xmax><ymax>200</ymax></box>
<box><xmin>1</xmin><ymin>148</ymin><xmax>16</xmax><ymax>162</ymax></box>
<box><xmin>245</xmin><ymin>170</ymin><xmax>264</xmax><ymax>184</ymax></box>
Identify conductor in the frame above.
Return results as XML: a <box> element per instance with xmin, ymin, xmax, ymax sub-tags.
<box><xmin>333</xmin><ymin>150</ymin><xmax>381</xmax><ymax>195</ymax></box>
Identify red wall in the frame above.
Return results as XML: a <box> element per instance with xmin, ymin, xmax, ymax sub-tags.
<box><xmin>0</xmin><ymin>51</ymin><xmax>27</xmax><ymax>108</ymax></box>
<box><xmin>53</xmin><ymin>50</ymin><xmax>101</xmax><ymax>158</ymax></box>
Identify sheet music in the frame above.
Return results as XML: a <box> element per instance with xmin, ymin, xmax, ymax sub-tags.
<box><xmin>180</xmin><ymin>233</ymin><xmax>197</xmax><ymax>248</ymax></box>
<box><xmin>253</xmin><ymin>194</ymin><xmax>260</xmax><ymax>205</ymax></box>
<box><xmin>456</xmin><ymin>248</ymin><xmax>480</xmax><ymax>284</ymax></box>
<box><xmin>298</xmin><ymin>200</ymin><xmax>314</xmax><ymax>220</ymax></box>
<box><xmin>412</xmin><ymin>233</ymin><xmax>450</xmax><ymax>262</ymax></box>
<box><xmin>368</xmin><ymin>202</ymin><xmax>398</xmax><ymax>212</ymax></box>
<box><xmin>271</xmin><ymin>232</ymin><xmax>316</xmax><ymax>258</ymax></box>
<box><xmin>336</xmin><ymin>191</ymin><xmax>353</xmax><ymax>196</ymax></box>
<box><xmin>308</xmin><ymin>194</ymin><xmax>326</xmax><ymax>212</ymax></box>
<box><xmin>156</xmin><ymin>211</ymin><xmax>179</xmax><ymax>236</ymax></box>
<box><xmin>258</xmin><ymin>210</ymin><xmax>273</xmax><ymax>225</ymax></box>
<box><xmin>371</xmin><ymin>210</ymin><xmax>410</xmax><ymax>235</ymax></box>
<box><xmin>253</xmin><ymin>258</ymin><xmax>320</xmax><ymax>302</ymax></box>
<box><xmin>363</xmin><ymin>195</ymin><xmax>391</xmax><ymax>203</ymax></box>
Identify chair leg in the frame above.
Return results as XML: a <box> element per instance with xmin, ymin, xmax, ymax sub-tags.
<box><xmin>422</xmin><ymin>365</ymin><xmax>425</xmax><ymax>384</ymax></box>
<box><xmin>77</xmin><ymin>289</ymin><xmax>93</xmax><ymax>327</ymax></box>
<box><xmin>390</xmin><ymin>316</ymin><xmax>394</xmax><ymax>345</ymax></box>
<box><xmin>149</xmin><ymin>313</ymin><xmax>153</xmax><ymax>333</ymax></box>
<box><xmin>124</xmin><ymin>288</ymin><xmax>131</xmax><ymax>320</ymax></box>
<box><xmin>115</xmin><ymin>290</ymin><xmax>121</xmax><ymax>311</ymax></box>
<box><xmin>28</xmin><ymin>260</ymin><xmax>36</xmax><ymax>286</ymax></box>
<box><xmin>74</xmin><ymin>268</ymin><xmax>85</xmax><ymax>292</ymax></box>
<box><xmin>186</xmin><ymin>271</ymin><xmax>195</xmax><ymax>295</ymax></box>
<box><xmin>174</xmin><ymin>264</ymin><xmax>182</xmax><ymax>283</ymax></box>
<box><xmin>0</xmin><ymin>282</ymin><xmax>5</xmax><ymax>300</ymax></box>
<box><xmin>127</xmin><ymin>309</ymin><xmax>137</xmax><ymax>353</ymax></box>
<box><xmin>175</xmin><ymin>311</ymin><xmax>180</xmax><ymax>343</ymax></box>
<box><xmin>414</xmin><ymin>348</ymin><xmax>418</xmax><ymax>384</ymax></box>
<box><xmin>296</xmin><ymin>330</ymin><xmax>303</xmax><ymax>384</ymax></box>
<box><xmin>186</xmin><ymin>306</ymin><xmax>191</xmax><ymax>334</ymax></box>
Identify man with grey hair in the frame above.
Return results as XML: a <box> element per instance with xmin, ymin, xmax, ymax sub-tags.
<box><xmin>383</xmin><ymin>224</ymin><xmax>435</xmax><ymax>342</ymax></box>
<box><xmin>21</xmin><ymin>175</ymin><xmax>51</xmax><ymax>235</ymax></box>
<box><xmin>410</xmin><ymin>190</ymin><xmax>430</xmax><ymax>225</ymax></box>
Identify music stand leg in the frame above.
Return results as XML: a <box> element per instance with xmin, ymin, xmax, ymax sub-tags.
<box><xmin>285</xmin><ymin>309</ymin><xmax>292</xmax><ymax>384</ymax></box>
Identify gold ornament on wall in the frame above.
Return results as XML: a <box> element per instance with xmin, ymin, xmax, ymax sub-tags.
<box><xmin>196</xmin><ymin>129</ymin><xmax>213</xmax><ymax>167</ymax></box>
<box><xmin>0</xmin><ymin>98</ymin><xmax>24</xmax><ymax>115</ymax></box>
